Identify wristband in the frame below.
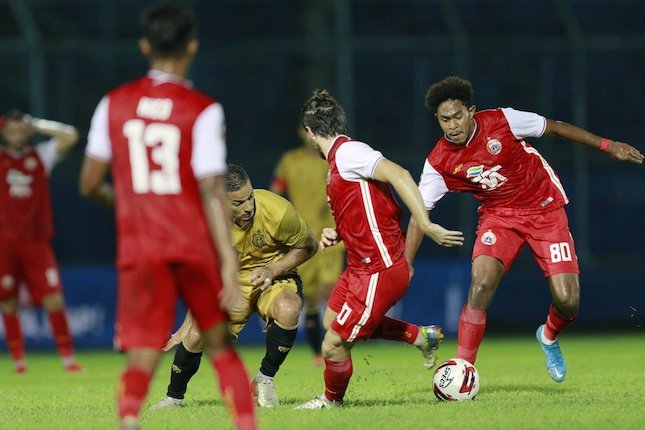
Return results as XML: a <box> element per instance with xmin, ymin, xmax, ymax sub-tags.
<box><xmin>599</xmin><ymin>138</ymin><xmax>612</xmax><ymax>153</ymax></box>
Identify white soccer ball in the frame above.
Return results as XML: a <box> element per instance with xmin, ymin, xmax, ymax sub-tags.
<box><xmin>432</xmin><ymin>358</ymin><xmax>480</xmax><ymax>401</ymax></box>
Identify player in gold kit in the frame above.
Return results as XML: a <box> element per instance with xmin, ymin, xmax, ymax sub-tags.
<box><xmin>152</xmin><ymin>165</ymin><xmax>317</xmax><ymax>409</ymax></box>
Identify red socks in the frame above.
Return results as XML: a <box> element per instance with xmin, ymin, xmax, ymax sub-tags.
<box><xmin>117</xmin><ymin>367</ymin><xmax>152</xmax><ymax>420</ymax></box>
<box><xmin>544</xmin><ymin>303</ymin><xmax>577</xmax><ymax>341</ymax></box>
<box><xmin>370</xmin><ymin>316</ymin><xmax>419</xmax><ymax>344</ymax></box>
<box><xmin>48</xmin><ymin>310</ymin><xmax>75</xmax><ymax>359</ymax></box>
<box><xmin>457</xmin><ymin>305</ymin><xmax>487</xmax><ymax>364</ymax></box>
<box><xmin>211</xmin><ymin>348</ymin><xmax>257</xmax><ymax>430</ymax></box>
<box><xmin>2</xmin><ymin>313</ymin><xmax>25</xmax><ymax>364</ymax></box>
<box><xmin>324</xmin><ymin>357</ymin><xmax>353</xmax><ymax>403</ymax></box>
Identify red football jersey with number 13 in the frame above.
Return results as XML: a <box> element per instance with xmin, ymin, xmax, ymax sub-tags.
<box><xmin>100</xmin><ymin>75</ymin><xmax>221</xmax><ymax>266</ymax></box>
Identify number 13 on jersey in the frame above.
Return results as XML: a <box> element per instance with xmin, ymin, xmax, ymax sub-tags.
<box><xmin>123</xmin><ymin>119</ymin><xmax>182</xmax><ymax>195</ymax></box>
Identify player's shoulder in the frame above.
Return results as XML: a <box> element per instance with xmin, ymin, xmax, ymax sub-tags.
<box><xmin>255</xmin><ymin>189</ymin><xmax>291</xmax><ymax>209</ymax></box>
<box><xmin>280</xmin><ymin>147</ymin><xmax>306</xmax><ymax>162</ymax></box>
<box><xmin>474</xmin><ymin>108</ymin><xmax>505</xmax><ymax>122</ymax></box>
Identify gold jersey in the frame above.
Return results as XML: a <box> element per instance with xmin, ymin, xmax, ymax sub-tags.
<box><xmin>274</xmin><ymin>147</ymin><xmax>335</xmax><ymax>236</ymax></box>
<box><xmin>233</xmin><ymin>189</ymin><xmax>311</xmax><ymax>286</ymax></box>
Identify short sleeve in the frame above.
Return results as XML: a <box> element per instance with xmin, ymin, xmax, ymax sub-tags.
<box><xmin>501</xmin><ymin>107</ymin><xmax>547</xmax><ymax>139</ymax></box>
<box><xmin>35</xmin><ymin>138</ymin><xmax>60</xmax><ymax>175</ymax></box>
<box><xmin>276</xmin><ymin>202</ymin><xmax>311</xmax><ymax>248</ymax></box>
<box><xmin>418</xmin><ymin>159</ymin><xmax>449</xmax><ymax>210</ymax></box>
<box><xmin>192</xmin><ymin>103</ymin><xmax>227</xmax><ymax>179</ymax></box>
<box><xmin>85</xmin><ymin>96</ymin><xmax>112</xmax><ymax>161</ymax></box>
<box><xmin>335</xmin><ymin>141</ymin><xmax>384</xmax><ymax>181</ymax></box>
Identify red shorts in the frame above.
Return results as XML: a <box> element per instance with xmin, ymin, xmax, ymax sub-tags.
<box><xmin>328</xmin><ymin>258</ymin><xmax>409</xmax><ymax>342</ymax></box>
<box><xmin>473</xmin><ymin>207</ymin><xmax>579</xmax><ymax>277</ymax></box>
<box><xmin>0</xmin><ymin>240</ymin><xmax>62</xmax><ymax>305</ymax></box>
<box><xmin>114</xmin><ymin>259</ymin><xmax>227</xmax><ymax>350</ymax></box>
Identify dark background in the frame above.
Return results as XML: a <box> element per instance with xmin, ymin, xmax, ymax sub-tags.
<box><xmin>1</xmin><ymin>0</ymin><xmax>643</xmax><ymax>335</ymax></box>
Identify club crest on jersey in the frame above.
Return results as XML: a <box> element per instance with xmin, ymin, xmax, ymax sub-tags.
<box><xmin>481</xmin><ymin>230</ymin><xmax>497</xmax><ymax>245</ymax></box>
<box><xmin>24</xmin><ymin>156</ymin><xmax>38</xmax><ymax>170</ymax></box>
<box><xmin>486</xmin><ymin>139</ymin><xmax>502</xmax><ymax>155</ymax></box>
<box><xmin>252</xmin><ymin>230</ymin><xmax>268</xmax><ymax>248</ymax></box>
<box><xmin>6</xmin><ymin>169</ymin><xmax>33</xmax><ymax>198</ymax></box>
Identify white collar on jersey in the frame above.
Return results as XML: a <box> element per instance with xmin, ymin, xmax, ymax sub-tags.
<box><xmin>444</xmin><ymin>118</ymin><xmax>478</xmax><ymax>147</ymax></box>
<box><xmin>147</xmin><ymin>69</ymin><xmax>194</xmax><ymax>88</ymax></box>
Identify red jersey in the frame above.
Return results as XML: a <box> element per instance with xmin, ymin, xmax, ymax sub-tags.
<box><xmin>327</xmin><ymin>135</ymin><xmax>405</xmax><ymax>274</ymax></box>
<box><xmin>419</xmin><ymin>108</ymin><xmax>568</xmax><ymax>214</ymax></box>
<box><xmin>86</xmin><ymin>70</ymin><xmax>227</xmax><ymax>266</ymax></box>
<box><xmin>0</xmin><ymin>141</ymin><xmax>59</xmax><ymax>241</ymax></box>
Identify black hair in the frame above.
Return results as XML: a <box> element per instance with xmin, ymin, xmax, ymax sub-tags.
<box><xmin>301</xmin><ymin>89</ymin><xmax>348</xmax><ymax>138</ymax></box>
<box><xmin>4</xmin><ymin>109</ymin><xmax>25</xmax><ymax>121</ymax></box>
<box><xmin>425</xmin><ymin>76</ymin><xmax>473</xmax><ymax>113</ymax></box>
<box><xmin>225</xmin><ymin>164</ymin><xmax>250</xmax><ymax>192</ymax></box>
<box><xmin>141</xmin><ymin>2</ymin><xmax>196</xmax><ymax>58</ymax></box>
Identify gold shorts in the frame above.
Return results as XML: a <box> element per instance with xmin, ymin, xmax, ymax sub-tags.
<box><xmin>297</xmin><ymin>246</ymin><xmax>344</xmax><ymax>300</ymax></box>
<box><xmin>228</xmin><ymin>275</ymin><xmax>302</xmax><ymax>337</ymax></box>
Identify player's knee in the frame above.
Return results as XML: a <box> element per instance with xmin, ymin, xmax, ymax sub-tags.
<box><xmin>469</xmin><ymin>280</ymin><xmax>495</xmax><ymax>301</ymax></box>
<box><xmin>321</xmin><ymin>330</ymin><xmax>345</xmax><ymax>359</ymax></box>
<box><xmin>273</xmin><ymin>296</ymin><xmax>302</xmax><ymax>326</ymax></box>
<box><xmin>555</xmin><ymin>290</ymin><xmax>580</xmax><ymax>317</ymax></box>
<box><xmin>184</xmin><ymin>330</ymin><xmax>204</xmax><ymax>352</ymax></box>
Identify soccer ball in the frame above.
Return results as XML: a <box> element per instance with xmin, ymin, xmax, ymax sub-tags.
<box><xmin>432</xmin><ymin>358</ymin><xmax>480</xmax><ymax>401</ymax></box>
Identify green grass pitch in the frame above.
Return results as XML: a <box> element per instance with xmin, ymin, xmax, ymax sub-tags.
<box><xmin>1</xmin><ymin>333</ymin><xmax>643</xmax><ymax>429</ymax></box>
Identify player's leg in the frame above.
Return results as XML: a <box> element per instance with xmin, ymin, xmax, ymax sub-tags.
<box><xmin>458</xmin><ymin>215</ymin><xmax>524</xmax><ymax>364</ymax></box>
<box><xmin>0</xmin><ymin>297</ymin><xmax>26</xmax><ymax>373</ymax></box>
<box><xmin>21</xmin><ymin>242</ymin><xmax>81</xmax><ymax>371</ymax></box>
<box><xmin>152</xmin><ymin>321</ymin><xmax>205</xmax><ymax>409</ymax></box>
<box><xmin>115</xmin><ymin>262</ymin><xmax>177</xmax><ymax>428</ymax></box>
<box><xmin>457</xmin><ymin>255</ymin><xmax>505</xmax><ymax>364</ymax></box>
<box><xmin>179</xmin><ymin>261</ymin><xmax>256</xmax><ymax>430</ymax></box>
<box><xmin>0</xmin><ymin>245</ymin><xmax>27</xmax><ymax>373</ymax></box>
<box><xmin>299</xmin><ymin>258</ymin><xmax>325</xmax><ymax>364</ymax></box>
<box><xmin>528</xmin><ymin>208</ymin><xmax>580</xmax><ymax>382</ymax></box>
<box><xmin>253</xmin><ymin>278</ymin><xmax>302</xmax><ymax>407</ymax></box>
<box><xmin>299</xmin><ymin>261</ymin><xmax>409</xmax><ymax>409</ymax></box>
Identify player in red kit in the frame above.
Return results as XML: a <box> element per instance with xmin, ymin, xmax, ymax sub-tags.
<box><xmin>297</xmin><ymin>90</ymin><xmax>464</xmax><ymax>409</ymax></box>
<box><xmin>79</xmin><ymin>4</ymin><xmax>256</xmax><ymax>430</ymax></box>
<box><xmin>405</xmin><ymin>76</ymin><xmax>643</xmax><ymax>383</ymax></box>
<box><xmin>0</xmin><ymin>109</ymin><xmax>81</xmax><ymax>374</ymax></box>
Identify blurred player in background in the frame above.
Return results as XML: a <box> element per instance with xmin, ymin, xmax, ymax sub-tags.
<box><xmin>79</xmin><ymin>4</ymin><xmax>256</xmax><ymax>429</ymax></box>
<box><xmin>0</xmin><ymin>109</ymin><xmax>81</xmax><ymax>374</ymax></box>
<box><xmin>405</xmin><ymin>76</ymin><xmax>644</xmax><ymax>383</ymax></box>
<box><xmin>270</xmin><ymin>126</ymin><xmax>344</xmax><ymax>366</ymax></box>
<box><xmin>297</xmin><ymin>90</ymin><xmax>464</xmax><ymax>409</ymax></box>
<box><xmin>153</xmin><ymin>164</ymin><xmax>317</xmax><ymax>409</ymax></box>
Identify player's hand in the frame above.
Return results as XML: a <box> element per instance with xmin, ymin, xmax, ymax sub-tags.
<box><xmin>163</xmin><ymin>329</ymin><xmax>185</xmax><ymax>352</ymax></box>
<box><xmin>320</xmin><ymin>228</ymin><xmax>340</xmax><ymax>252</ymax></box>
<box><xmin>608</xmin><ymin>141</ymin><xmax>644</xmax><ymax>164</ymax></box>
<box><xmin>249</xmin><ymin>266</ymin><xmax>274</xmax><ymax>291</ymax></box>
<box><xmin>424</xmin><ymin>223</ymin><xmax>464</xmax><ymax>247</ymax></box>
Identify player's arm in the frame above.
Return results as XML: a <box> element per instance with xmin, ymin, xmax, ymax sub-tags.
<box><xmin>79</xmin><ymin>96</ymin><xmax>115</xmax><ymax>206</ymax></box>
<box><xmin>199</xmin><ymin>175</ymin><xmax>240</xmax><ymax>311</ymax></box>
<box><xmin>79</xmin><ymin>156</ymin><xmax>115</xmax><ymax>206</ymax></box>
<box><xmin>249</xmin><ymin>206</ymin><xmax>318</xmax><ymax>290</ymax></box>
<box><xmin>26</xmin><ymin>115</ymin><xmax>79</xmax><ymax>157</ymax></box>
<box><xmin>404</xmin><ymin>210</ymin><xmax>431</xmax><ymax>278</ymax></box>
<box><xmin>372</xmin><ymin>158</ymin><xmax>463</xmax><ymax>247</ymax></box>
<box><xmin>544</xmin><ymin>120</ymin><xmax>643</xmax><ymax>164</ymax></box>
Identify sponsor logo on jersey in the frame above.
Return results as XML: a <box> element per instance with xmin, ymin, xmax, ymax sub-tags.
<box><xmin>486</xmin><ymin>139</ymin><xmax>502</xmax><ymax>155</ymax></box>
<box><xmin>24</xmin><ymin>157</ymin><xmax>38</xmax><ymax>170</ymax></box>
<box><xmin>252</xmin><ymin>230</ymin><xmax>268</xmax><ymax>248</ymax></box>
<box><xmin>481</xmin><ymin>230</ymin><xmax>497</xmax><ymax>245</ymax></box>
<box><xmin>466</xmin><ymin>165</ymin><xmax>484</xmax><ymax>178</ymax></box>
<box><xmin>6</xmin><ymin>169</ymin><xmax>33</xmax><ymax>198</ymax></box>
<box><xmin>452</xmin><ymin>164</ymin><xmax>463</xmax><ymax>175</ymax></box>
<box><xmin>468</xmin><ymin>165</ymin><xmax>508</xmax><ymax>190</ymax></box>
